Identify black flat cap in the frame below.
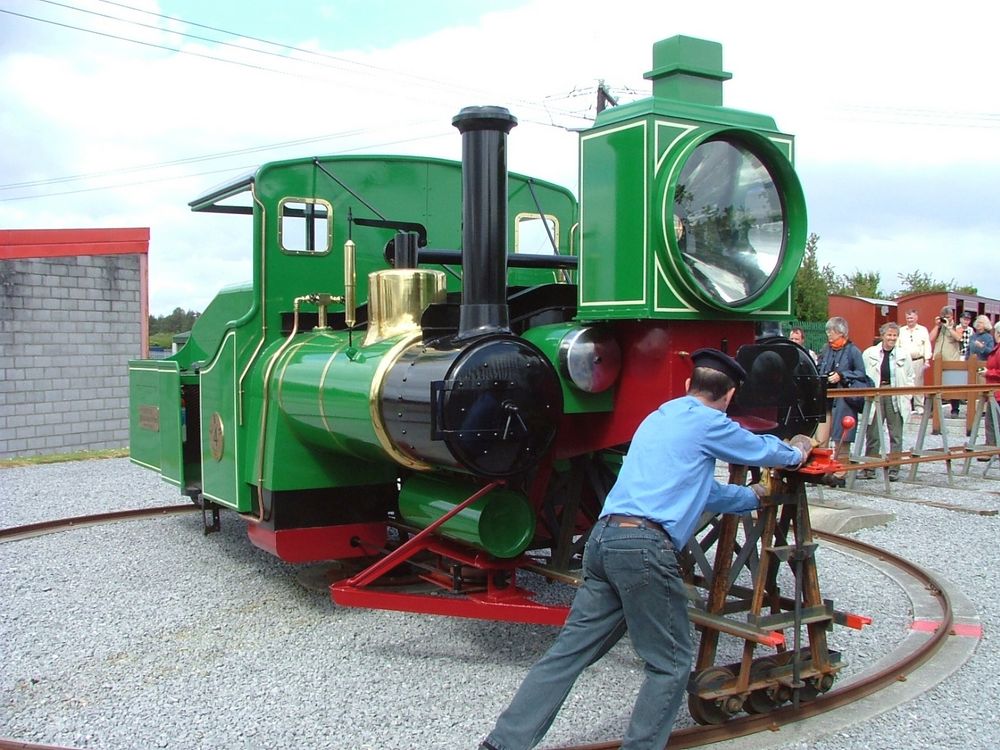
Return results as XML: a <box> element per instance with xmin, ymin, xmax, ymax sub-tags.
<box><xmin>960</xmin><ymin>310</ymin><xmax>973</xmax><ymax>319</ymax></box>
<box><xmin>691</xmin><ymin>347</ymin><xmax>747</xmax><ymax>385</ymax></box>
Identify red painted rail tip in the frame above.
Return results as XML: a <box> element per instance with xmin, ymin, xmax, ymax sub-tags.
<box><xmin>911</xmin><ymin>619</ymin><xmax>982</xmax><ymax>638</ymax></box>
<box><xmin>845</xmin><ymin>613</ymin><xmax>873</xmax><ymax>630</ymax></box>
<box><xmin>764</xmin><ymin>632</ymin><xmax>785</xmax><ymax>647</ymax></box>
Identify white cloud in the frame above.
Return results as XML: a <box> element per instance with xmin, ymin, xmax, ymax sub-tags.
<box><xmin>2</xmin><ymin>0</ymin><xmax>999</xmax><ymax>312</ymax></box>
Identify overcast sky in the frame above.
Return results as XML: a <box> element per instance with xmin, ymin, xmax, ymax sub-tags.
<box><xmin>3</xmin><ymin>0</ymin><xmax>999</xmax><ymax>315</ymax></box>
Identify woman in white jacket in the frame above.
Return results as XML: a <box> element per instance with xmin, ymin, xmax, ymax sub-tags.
<box><xmin>860</xmin><ymin>322</ymin><xmax>915</xmax><ymax>480</ymax></box>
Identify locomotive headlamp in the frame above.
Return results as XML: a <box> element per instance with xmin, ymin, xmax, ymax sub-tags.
<box><xmin>661</xmin><ymin>130</ymin><xmax>806</xmax><ymax>313</ymax></box>
<box><xmin>558</xmin><ymin>327</ymin><xmax>621</xmax><ymax>393</ymax></box>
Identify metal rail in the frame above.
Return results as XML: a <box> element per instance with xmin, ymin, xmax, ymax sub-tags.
<box><xmin>0</xmin><ymin>509</ymin><xmax>956</xmax><ymax>750</ymax></box>
<box><xmin>547</xmin><ymin>530</ymin><xmax>955</xmax><ymax>750</ymax></box>
<box><xmin>0</xmin><ymin>505</ymin><xmax>197</xmax><ymax>544</ymax></box>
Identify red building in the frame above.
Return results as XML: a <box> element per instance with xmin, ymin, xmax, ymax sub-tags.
<box><xmin>0</xmin><ymin>227</ymin><xmax>150</xmax><ymax>457</ymax></box>
<box><xmin>895</xmin><ymin>291</ymin><xmax>1000</xmax><ymax>329</ymax></box>
<box><xmin>829</xmin><ymin>291</ymin><xmax>1000</xmax><ymax>352</ymax></box>
<box><xmin>827</xmin><ymin>295</ymin><xmax>898</xmax><ymax>348</ymax></box>
<box><xmin>0</xmin><ymin>227</ymin><xmax>151</xmax><ymax>353</ymax></box>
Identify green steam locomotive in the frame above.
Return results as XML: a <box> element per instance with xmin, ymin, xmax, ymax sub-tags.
<box><xmin>129</xmin><ymin>35</ymin><xmax>856</xmax><ymax>722</ymax></box>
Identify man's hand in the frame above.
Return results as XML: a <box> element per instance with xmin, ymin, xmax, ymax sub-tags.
<box><xmin>750</xmin><ymin>482</ymin><xmax>778</xmax><ymax>508</ymax></box>
<box><xmin>788</xmin><ymin>434</ymin><xmax>814</xmax><ymax>467</ymax></box>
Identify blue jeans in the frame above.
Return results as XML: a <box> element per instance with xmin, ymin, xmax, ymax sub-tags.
<box><xmin>483</xmin><ymin>518</ymin><xmax>692</xmax><ymax>750</ymax></box>
<box><xmin>864</xmin><ymin>395</ymin><xmax>904</xmax><ymax>459</ymax></box>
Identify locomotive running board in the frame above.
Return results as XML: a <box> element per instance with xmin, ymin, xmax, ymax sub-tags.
<box><xmin>330</xmin><ymin>479</ymin><xmax>574</xmax><ymax>625</ymax></box>
<box><xmin>330</xmin><ymin>534</ymin><xmax>570</xmax><ymax>626</ymax></box>
<box><xmin>332</xmin><ymin>546</ymin><xmax>792</xmax><ymax>641</ymax></box>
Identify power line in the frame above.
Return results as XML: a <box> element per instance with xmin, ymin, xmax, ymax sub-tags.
<box><xmin>0</xmin><ymin>129</ymin><xmax>456</xmax><ymax>202</ymax></box>
<box><xmin>24</xmin><ymin>0</ymin><xmax>593</xmax><ymax>122</ymax></box>
<box><xmin>39</xmin><ymin>0</ymin><xmax>470</xmax><ymax>95</ymax></box>
<box><xmin>0</xmin><ymin>163</ymin><xmax>258</xmax><ymax>202</ymax></box>
<box><xmin>36</xmin><ymin>0</ymin><xmax>359</xmax><ymax>73</ymax></box>
<box><xmin>0</xmin><ymin>2</ymin><xmax>605</xmax><ymax>202</ymax></box>
<box><xmin>3</xmin><ymin>1</ymin><xmax>602</xmax><ymax>134</ymax></box>
<box><xmin>835</xmin><ymin>104</ymin><xmax>1000</xmax><ymax>129</ymax></box>
<box><xmin>2</xmin><ymin>3</ymin><xmax>511</xmax><ymax>113</ymax></box>
<box><xmin>0</xmin><ymin>120</ymin><xmax>461</xmax><ymax>192</ymax></box>
<box><xmin>0</xmin><ymin>7</ymin><xmax>300</xmax><ymax>78</ymax></box>
<box><xmin>0</xmin><ymin>128</ymin><xmax>364</xmax><ymax>191</ymax></box>
<box><xmin>92</xmin><ymin>0</ymin><xmax>475</xmax><ymax>95</ymax></box>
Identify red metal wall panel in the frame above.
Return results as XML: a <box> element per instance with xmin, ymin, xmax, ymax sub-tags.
<box><xmin>827</xmin><ymin>295</ymin><xmax>895</xmax><ymax>348</ymax></box>
<box><xmin>0</xmin><ymin>227</ymin><xmax>150</xmax><ymax>260</ymax></box>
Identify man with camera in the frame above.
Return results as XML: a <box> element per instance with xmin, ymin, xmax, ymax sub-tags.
<box><xmin>959</xmin><ymin>310</ymin><xmax>975</xmax><ymax>359</ymax></box>
<box><xmin>929</xmin><ymin>306</ymin><xmax>965</xmax><ymax>417</ymax></box>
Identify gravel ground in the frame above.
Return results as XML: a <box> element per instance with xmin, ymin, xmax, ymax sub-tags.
<box><xmin>1</xmin><ymin>413</ymin><xmax>996</xmax><ymax>749</ymax></box>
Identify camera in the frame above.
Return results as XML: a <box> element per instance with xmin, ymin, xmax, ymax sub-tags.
<box><xmin>938</xmin><ymin>316</ymin><xmax>948</xmax><ymax>325</ymax></box>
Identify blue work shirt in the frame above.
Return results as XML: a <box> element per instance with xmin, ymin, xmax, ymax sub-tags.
<box><xmin>601</xmin><ymin>395</ymin><xmax>805</xmax><ymax>547</ymax></box>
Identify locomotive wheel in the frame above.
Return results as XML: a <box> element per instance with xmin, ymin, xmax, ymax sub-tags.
<box><xmin>743</xmin><ymin>657</ymin><xmax>784</xmax><ymax>714</ymax></box>
<box><xmin>537</xmin><ymin>449</ymin><xmax>622</xmax><ymax>572</ymax></box>
<box><xmin>687</xmin><ymin>666</ymin><xmax>738</xmax><ymax>725</ymax></box>
<box><xmin>796</xmin><ymin>673</ymin><xmax>835</xmax><ymax>702</ymax></box>
<box><xmin>795</xmin><ymin>679</ymin><xmax>820</xmax><ymax>703</ymax></box>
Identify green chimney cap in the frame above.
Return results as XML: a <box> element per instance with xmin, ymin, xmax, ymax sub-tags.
<box><xmin>644</xmin><ymin>35</ymin><xmax>732</xmax><ymax>106</ymax></box>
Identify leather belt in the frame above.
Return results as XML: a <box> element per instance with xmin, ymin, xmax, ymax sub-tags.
<box><xmin>601</xmin><ymin>514</ymin><xmax>667</xmax><ymax>535</ymax></box>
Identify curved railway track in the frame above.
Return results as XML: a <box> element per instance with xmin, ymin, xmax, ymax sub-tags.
<box><xmin>0</xmin><ymin>506</ymin><xmax>960</xmax><ymax>750</ymax></box>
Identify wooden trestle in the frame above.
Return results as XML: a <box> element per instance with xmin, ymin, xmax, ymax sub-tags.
<box><xmin>684</xmin><ymin>468</ymin><xmax>869</xmax><ymax>724</ymax></box>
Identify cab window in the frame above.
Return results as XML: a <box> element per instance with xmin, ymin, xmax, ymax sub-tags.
<box><xmin>515</xmin><ymin>213</ymin><xmax>559</xmax><ymax>255</ymax></box>
<box><xmin>279</xmin><ymin>198</ymin><xmax>332</xmax><ymax>254</ymax></box>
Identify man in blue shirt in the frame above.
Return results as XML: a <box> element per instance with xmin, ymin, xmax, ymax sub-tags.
<box><xmin>480</xmin><ymin>348</ymin><xmax>813</xmax><ymax>750</ymax></box>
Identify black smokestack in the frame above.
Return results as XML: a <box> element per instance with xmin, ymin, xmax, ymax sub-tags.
<box><xmin>451</xmin><ymin>105</ymin><xmax>517</xmax><ymax>340</ymax></box>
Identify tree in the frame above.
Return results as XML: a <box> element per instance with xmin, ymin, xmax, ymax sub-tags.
<box><xmin>149</xmin><ymin>307</ymin><xmax>200</xmax><ymax>335</ymax></box>
<box><xmin>834</xmin><ymin>270</ymin><xmax>884</xmax><ymax>298</ymax></box>
<box><xmin>795</xmin><ymin>244</ymin><xmax>980</xmax><ymax>313</ymax></box>
<box><xmin>892</xmin><ymin>271</ymin><xmax>978</xmax><ymax>298</ymax></box>
<box><xmin>793</xmin><ymin>233</ymin><xmax>829</xmax><ymax>321</ymax></box>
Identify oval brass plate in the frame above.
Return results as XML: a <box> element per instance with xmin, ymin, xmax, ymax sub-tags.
<box><xmin>209</xmin><ymin>412</ymin><xmax>224</xmax><ymax>461</ymax></box>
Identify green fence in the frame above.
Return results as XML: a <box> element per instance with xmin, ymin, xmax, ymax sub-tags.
<box><xmin>786</xmin><ymin>320</ymin><xmax>827</xmax><ymax>356</ymax></box>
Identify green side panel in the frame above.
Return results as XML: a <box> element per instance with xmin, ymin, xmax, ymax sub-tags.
<box><xmin>520</xmin><ymin>324</ymin><xmax>614</xmax><ymax>414</ymax></box>
<box><xmin>398</xmin><ymin>475</ymin><xmax>536</xmax><ymax>558</ymax></box>
<box><xmin>752</xmin><ymin>286</ymin><xmax>795</xmax><ymax>318</ymax></box>
<box><xmin>579</xmin><ymin>123</ymin><xmax>648</xmax><ymax>312</ymax></box>
<box><xmin>250</xmin><ymin>156</ymin><xmax>578</xmax><ymax>337</ymax></box>
<box><xmin>128</xmin><ymin>359</ymin><xmax>182</xmax><ymax>487</ymax></box>
<box><xmin>256</xmin><ymin>331</ymin><xmax>401</xmax><ymax>491</ymax></box>
<box><xmin>198</xmin><ymin>331</ymin><xmax>246</xmax><ymax>510</ymax></box>
<box><xmin>171</xmin><ymin>283</ymin><xmax>253</xmax><ymax>369</ymax></box>
<box><xmin>649</xmin><ymin>120</ymin><xmax>700</xmax><ymax>315</ymax></box>
<box><xmin>254</xmin><ymin>157</ymin><xmax>466</xmax><ymax>336</ymax></box>
<box><xmin>263</xmin><ymin>415</ymin><xmax>398</xmax><ymax>492</ymax></box>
